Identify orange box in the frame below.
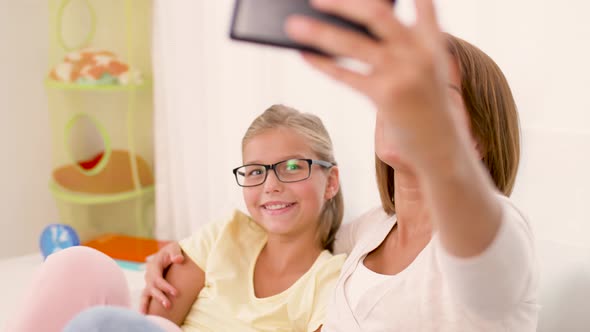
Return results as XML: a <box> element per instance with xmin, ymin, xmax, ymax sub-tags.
<box><xmin>84</xmin><ymin>234</ymin><xmax>171</xmax><ymax>263</ymax></box>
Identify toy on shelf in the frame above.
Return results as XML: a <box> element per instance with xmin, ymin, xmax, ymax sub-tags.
<box><xmin>49</xmin><ymin>49</ymin><xmax>143</xmax><ymax>86</ymax></box>
<box><xmin>39</xmin><ymin>224</ymin><xmax>80</xmax><ymax>260</ymax></box>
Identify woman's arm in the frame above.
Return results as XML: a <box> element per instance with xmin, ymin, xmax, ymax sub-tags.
<box><xmin>146</xmin><ymin>250</ymin><xmax>205</xmax><ymax>325</ymax></box>
<box><xmin>435</xmin><ymin>197</ymin><xmax>536</xmax><ymax>319</ymax></box>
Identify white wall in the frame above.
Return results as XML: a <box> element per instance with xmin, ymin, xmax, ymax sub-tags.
<box><xmin>0</xmin><ymin>1</ymin><xmax>59</xmax><ymax>258</ymax></box>
<box><xmin>1</xmin><ymin>0</ymin><xmax>589</xmax><ymax>261</ymax></box>
<box><xmin>435</xmin><ymin>0</ymin><xmax>590</xmax><ymax>249</ymax></box>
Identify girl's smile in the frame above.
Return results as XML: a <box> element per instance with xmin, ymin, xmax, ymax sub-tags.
<box><xmin>261</xmin><ymin>201</ymin><xmax>297</xmax><ymax>215</ymax></box>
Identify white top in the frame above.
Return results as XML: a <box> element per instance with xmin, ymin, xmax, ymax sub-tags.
<box><xmin>345</xmin><ymin>255</ymin><xmax>395</xmax><ymax>309</ymax></box>
<box><xmin>328</xmin><ymin>195</ymin><xmax>539</xmax><ymax>331</ymax></box>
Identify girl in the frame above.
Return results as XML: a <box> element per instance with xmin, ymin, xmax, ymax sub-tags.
<box><xmin>4</xmin><ymin>104</ymin><xmax>345</xmax><ymax>332</ymax></box>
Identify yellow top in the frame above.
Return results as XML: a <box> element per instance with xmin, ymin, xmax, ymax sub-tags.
<box><xmin>179</xmin><ymin>210</ymin><xmax>346</xmax><ymax>332</ymax></box>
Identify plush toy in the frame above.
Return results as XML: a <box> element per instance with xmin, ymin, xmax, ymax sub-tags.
<box><xmin>39</xmin><ymin>224</ymin><xmax>80</xmax><ymax>259</ymax></box>
<box><xmin>49</xmin><ymin>49</ymin><xmax>142</xmax><ymax>85</ymax></box>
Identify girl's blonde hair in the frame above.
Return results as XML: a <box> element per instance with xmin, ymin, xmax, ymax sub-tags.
<box><xmin>242</xmin><ymin>104</ymin><xmax>343</xmax><ymax>252</ymax></box>
<box><xmin>376</xmin><ymin>33</ymin><xmax>521</xmax><ymax>215</ymax></box>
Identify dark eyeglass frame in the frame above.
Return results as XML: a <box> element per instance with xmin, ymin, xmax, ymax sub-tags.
<box><xmin>232</xmin><ymin>158</ymin><xmax>335</xmax><ymax>187</ymax></box>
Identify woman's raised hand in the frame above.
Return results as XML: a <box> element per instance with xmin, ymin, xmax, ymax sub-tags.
<box><xmin>139</xmin><ymin>242</ymin><xmax>184</xmax><ymax>313</ymax></box>
<box><xmin>285</xmin><ymin>0</ymin><xmax>468</xmax><ymax>171</ymax></box>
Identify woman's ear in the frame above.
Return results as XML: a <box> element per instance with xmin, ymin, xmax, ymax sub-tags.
<box><xmin>324</xmin><ymin>166</ymin><xmax>340</xmax><ymax>200</ymax></box>
<box><xmin>473</xmin><ymin>136</ymin><xmax>486</xmax><ymax>160</ymax></box>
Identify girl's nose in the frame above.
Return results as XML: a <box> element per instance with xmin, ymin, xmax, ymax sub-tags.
<box><xmin>263</xmin><ymin>170</ymin><xmax>283</xmax><ymax>193</ymax></box>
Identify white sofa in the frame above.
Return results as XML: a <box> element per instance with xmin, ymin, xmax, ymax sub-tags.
<box><xmin>1</xmin><ymin>240</ymin><xmax>589</xmax><ymax>330</ymax></box>
<box><xmin>537</xmin><ymin>239</ymin><xmax>590</xmax><ymax>331</ymax></box>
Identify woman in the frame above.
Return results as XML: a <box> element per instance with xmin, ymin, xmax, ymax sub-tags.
<box><xmin>116</xmin><ymin>0</ymin><xmax>540</xmax><ymax>330</ymax></box>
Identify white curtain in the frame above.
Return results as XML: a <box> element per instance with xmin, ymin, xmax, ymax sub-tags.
<box><xmin>150</xmin><ymin>0</ymin><xmax>380</xmax><ymax>239</ymax></box>
<box><xmin>152</xmin><ymin>0</ymin><xmax>210</xmax><ymax>240</ymax></box>
<box><xmin>152</xmin><ymin>0</ymin><xmax>291</xmax><ymax>239</ymax></box>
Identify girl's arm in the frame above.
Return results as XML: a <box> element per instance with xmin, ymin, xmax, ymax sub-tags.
<box><xmin>146</xmin><ymin>250</ymin><xmax>205</xmax><ymax>325</ymax></box>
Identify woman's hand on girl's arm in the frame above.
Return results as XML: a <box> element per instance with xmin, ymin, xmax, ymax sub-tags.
<box><xmin>140</xmin><ymin>242</ymin><xmax>185</xmax><ymax>313</ymax></box>
<box><xmin>146</xmin><ymin>251</ymin><xmax>205</xmax><ymax>326</ymax></box>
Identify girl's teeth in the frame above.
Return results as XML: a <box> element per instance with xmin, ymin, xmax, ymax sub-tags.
<box><xmin>266</xmin><ymin>204</ymin><xmax>290</xmax><ymax>210</ymax></box>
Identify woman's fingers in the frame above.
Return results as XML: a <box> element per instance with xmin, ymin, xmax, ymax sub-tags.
<box><xmin>171</xmin><ymin>253</ymin><xmax>184</xmax><ymax>264</ymax></box>
<box><xmin>310</xmin><ymin>0</ymin><xmax>404</xmax><ymax>42</ymax></box>
<box><xmin>150</xmin><ymin>286</ymin><xmax>172</xmax><ymax>309</ymax></box>
<box><xmin>155</xmin><ymin>276</ymin><xmax>178</xmax><ymax>297</ymax></box>
<box><xmin>139</xmin><ymin>276</ymin><xmax>178</xmax><ymax>313</ymax></box>
<box><xmin>162</xmin><ymin>242</ymin><xmax>183</xmax><ymax>263</ymax></box>
<box><xmin>138</xmin><ymin>285</ymin><xmax>171</xmax><ymax>313</ymax></box>
<box><xmin>415</xmin><ymin>0</ymin><xmax>440</xmax><ymax>38</ymax></box>
<box><xmin>301</xmin><ymin>52</ymin><xmax>370</xmax><ymax>95</ymax></box>
<box><xmin>144</xmin><ymin>242</ymin><xmax>183</xmax><ymax>284</ymax></box>
<box><xmin>286</xmin><ymin>16</ymin><xmax>382</xmax><ymax>65</ymax></box>
<box><xmin>141</xmin><ymin>244</ymin><xmax>182</xmax><ymax>313</ymax></box>
<box><xmin>414</xmin><ymin>0</ymin><xmax>445</xmax><ymax>60</ymax></box>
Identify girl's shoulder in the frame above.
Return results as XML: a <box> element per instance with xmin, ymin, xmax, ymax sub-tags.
<box><xmin>179</xmin><ymin>210</ymin><xmax>263</xmax><ymax>261</ymax></box>
<box><xmin>215</xmin><ymin>209</ymin><xmax>266</xmax><ymax>246</ymax></box>
<box><xmin>314</xmin><ymin>250</ymin><xmax>347</xmax><ymax>273</ymax></box>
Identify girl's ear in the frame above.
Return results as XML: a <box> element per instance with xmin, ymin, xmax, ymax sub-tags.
<box><xmin>324</xmin><ymin>166</ymin><xmax>340</xmax><ymax>200</ymax></box>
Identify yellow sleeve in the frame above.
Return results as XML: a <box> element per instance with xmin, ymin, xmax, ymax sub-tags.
<box><xmin>307</xmin><ymin>254</ymin><xmax>346</xmax><ymax>332</ymax></box>
<box><xmin>178</xmin><ymin>216</ymin><xmax>228</xmax><ymax>271</ymax></box>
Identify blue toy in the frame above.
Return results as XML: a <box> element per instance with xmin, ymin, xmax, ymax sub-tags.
<box><xmin>39</xmin><ymin>223</ymin><xmax>80</xmax><ymax>259</ymax></box>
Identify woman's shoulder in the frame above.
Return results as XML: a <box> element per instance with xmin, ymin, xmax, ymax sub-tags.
<box><xmin>353</xmin><ymin>206</ymin><xmax>392</xmax><ymax>228</ymax></box>
<box><xmin>334</xmin><ymin>207</ymin><xmax>393</xmax><ymax>255</ymax></box>
<box><xmin>496</xmin><ymin>194</ymin><xmax>534</xmax><ymax>239</ymax></box>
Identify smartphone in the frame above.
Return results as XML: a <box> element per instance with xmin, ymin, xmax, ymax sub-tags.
<box><xmin>229</xmin><ymin>0</ymin><xmax>396</xmax><ymax>55</ymax></box>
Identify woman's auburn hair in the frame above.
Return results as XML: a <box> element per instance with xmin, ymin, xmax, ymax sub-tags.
<box><xmin>376</xmin><ymin>33</ymin><xmax>521</xmax><ymax>215</ymax></box>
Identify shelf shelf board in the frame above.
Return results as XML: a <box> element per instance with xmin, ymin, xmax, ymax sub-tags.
<box><xmin>50</xmin><ymin>181</ymin><xmax>155</xmax><ymax>205</ymax></box>
<box><xmin>45</xmin><ymin>79</ymin><xmax>151</xmax><ymax>92</ymax></box>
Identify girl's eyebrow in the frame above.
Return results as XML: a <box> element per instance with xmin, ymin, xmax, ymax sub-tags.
<box><xmin>244</xmin><ymin>154</ymin><xmax>307</xmax><ymax>165</ymax></box>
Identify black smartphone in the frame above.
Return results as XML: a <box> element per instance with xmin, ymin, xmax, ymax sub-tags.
<box><xmin>229</xmin><ymin>0</ymin><xmax>396</xmax><ymax>55</ymax></box>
